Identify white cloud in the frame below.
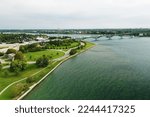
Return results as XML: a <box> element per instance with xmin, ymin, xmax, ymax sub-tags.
<box><xmin>0</xmin><ymin>0</ymin><xmax>150</xmax><ymax>29</ymax></box>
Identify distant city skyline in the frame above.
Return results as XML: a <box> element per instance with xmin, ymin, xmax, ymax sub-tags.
<box><xmin>0</xmin><ymin>0</ymin><xmax>150</xmax><ymax>29</ymax></box>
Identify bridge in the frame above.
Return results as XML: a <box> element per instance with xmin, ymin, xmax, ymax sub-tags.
<box><xmin>77</xmin><ymin>34</ymin><xmax>135</xmax><ymax>41</ymax></box>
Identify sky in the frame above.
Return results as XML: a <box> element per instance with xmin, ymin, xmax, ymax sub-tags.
<box><xmin>0</xmin><ymin>0</ymin><xmax>150</xmax><ymax>29</ymax></box>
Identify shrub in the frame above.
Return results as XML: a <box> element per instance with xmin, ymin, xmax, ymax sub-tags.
<box><xmin>26</xmin><ymin>76</ymin><xmax>35</xmax><ymax>84</ymax></box>
<box><xmin>11</xmin><ymin>83</ymin><xmax>28</xmax><ymax>98</ymax></box>
<box><xmin>69</xmin><ymin>49</ymin><xmax>77</xmax><ymax>55</ymax></box>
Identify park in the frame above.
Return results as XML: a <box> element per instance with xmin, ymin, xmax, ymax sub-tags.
<box><xmin>0</xmin><ymin>33</ymin><xmax>94</xmax><ymax>99</ymax></box>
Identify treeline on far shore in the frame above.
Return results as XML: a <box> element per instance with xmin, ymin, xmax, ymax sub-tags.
<box><xmin>1</xmin><ymin>29</ymin><xmax>150</xmax><ymax>36</ymax></box>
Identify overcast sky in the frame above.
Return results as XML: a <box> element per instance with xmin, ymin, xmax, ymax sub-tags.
<box><xmin>0</xmin><ymin>0</ymin><xmax>150</xmax><ymax>29</ymax></box>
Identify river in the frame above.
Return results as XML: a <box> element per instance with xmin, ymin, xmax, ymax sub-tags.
<box><xmin>24</xmin><ymin>37</ymin><xmax>150</xmax><ymax>100</ymax></box>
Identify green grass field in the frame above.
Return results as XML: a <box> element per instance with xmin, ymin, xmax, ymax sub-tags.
<box><xmin>0</xmin><ymin>64</ymin><xmax>44</xmax><ymax>92</ymax></box>
<box><xmin>24</xmin><ymin>50</ymin><xmax>65</xmax><ymax>61</ymax></box>
<box><xmin>0</xmin><ymin>61</ymin><xmax>61</xmax><ymax>100</ymax></box>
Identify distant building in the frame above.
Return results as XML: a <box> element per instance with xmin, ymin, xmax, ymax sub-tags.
<box><xmin>36</xmin><ymin>37</ymin><xmax>48</xmax><ymax>42</ymax></box>
<box><xmin>139</xmin><ymin>33</ymin><xmax>144</xmax><ymax>37</ymax></box>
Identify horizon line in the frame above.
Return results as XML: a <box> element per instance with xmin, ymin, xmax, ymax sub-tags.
<box><xmin>0</xmin><ymin>28</ymin><xmax>150</xmax><ymax>30</ymax></box>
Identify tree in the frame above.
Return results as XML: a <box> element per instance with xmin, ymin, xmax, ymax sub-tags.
<box><xmin>14</xmin><ymin>51</ymin><xmax>24</xmax><ymax>60</ymax></box>
<box><xmin>36</xmin><ymin>55</ymin><xmax>49</xmax><ymax>67</ymax></box>
<box><xmin>19</xmin><ymin>60</ymin><xmax>27</xmax><ymax>71</ymax></box>
<box><xmin>19</xmin><ymin>43</ymin><xmax>43</xmax><ymax>53</ymax></box>
<box><xmin>10</xmin><ymin>60</ymin><xmax>27</xmax><ymax>73</ymax></box>
<box><xmin>6</xmin><ymin>49</ymin><xmax>16</xmax><ymax>54</ymax></box>
<box><xmin>69</xmin><ymin>49</ymin><xmax>77</xmax><ymax>55</ymax></box>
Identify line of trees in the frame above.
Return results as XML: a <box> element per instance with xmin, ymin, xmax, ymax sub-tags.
<box><xmin>19</xmin><ymin>39</ymin><xmax>79</xmax><ymax>53</ymax></box>
<box><xmin>0</xmin><ymin>34</ymin><xmax>37</xmax><ymax>44</ymax></box>
<box><xmin>19</xmin><ymin>43</ymin><xmax>43</xmax><ymax>53</ymax></box>
<box><xmin>48</xmin><ymin>39</ymin><xmax>77</xmax><ymax>46</ymax></box>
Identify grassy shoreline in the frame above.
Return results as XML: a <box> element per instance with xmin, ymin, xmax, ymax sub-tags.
<box><xmin>0</xmin><ymin>41</ymin><xmax>95</xmax><ymax>100</ymax></box>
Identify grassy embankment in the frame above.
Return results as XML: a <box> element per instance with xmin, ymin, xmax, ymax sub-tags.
<box><xmin>0</xmin><ymin>41</ymin><xmax>95</xmax><ymax>100</ymax></box>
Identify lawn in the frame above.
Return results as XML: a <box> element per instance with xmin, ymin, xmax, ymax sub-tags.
<box><xmin>24</xmin><ymin>50</ymin><xmax>65</xmax><ymax>61</ymax></box>
<box><xmin>0</xmin><ymin>64</ymin><xmax>44</xmax><ymax>92</ymax></box>
<box><xmin>70</xmin><ymin>42</ymin><xmax>80</xmax><ymax>48</ymax></box>
<box><xmin>0</xmin><ymin>61</ymin><xmax>61</xmax><ymax>100</ymax></box>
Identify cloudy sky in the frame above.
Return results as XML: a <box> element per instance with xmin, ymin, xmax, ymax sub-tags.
<box><xmin>0</xmin><ymin>0</ymin><xmax>150</xmax><ymax>29</ymax></box>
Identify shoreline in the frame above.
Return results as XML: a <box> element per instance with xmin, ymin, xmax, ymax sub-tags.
<box><xmin>18</xmin><ymin>42</ymin><xmax>95</xmax><ymax>100</ymax></box>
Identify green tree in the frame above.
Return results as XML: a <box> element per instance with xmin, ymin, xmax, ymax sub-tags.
<box><xmin>10</xmin><ymin>60</ymin><xmax>27</xmax><ymax>72</ymax></box>
<box><xmin>69</xmin><ymin>49</ymin><xmax>77</xmax><ymax>55</ymax></box>
<box><xmin>36</xmin><ymin>55</ymin><xmax>49</xmax><ymax>67</ymax></box>
<box><xmin>14</xmin><ymin>51</ymin><xmax>24</xmax><ymax>60</ymax></box>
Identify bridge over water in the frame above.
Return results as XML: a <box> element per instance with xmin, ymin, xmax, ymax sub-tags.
<box><xmin>78</xmin><ymin>34</ymin><xmax>135</xmax><ymax>41</ymax></box>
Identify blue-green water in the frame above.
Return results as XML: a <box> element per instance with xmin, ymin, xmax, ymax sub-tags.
<box><xmin>24</xmin><ymin>37</ymin><xmax>150</xmax><ymax>100</ymax></box>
